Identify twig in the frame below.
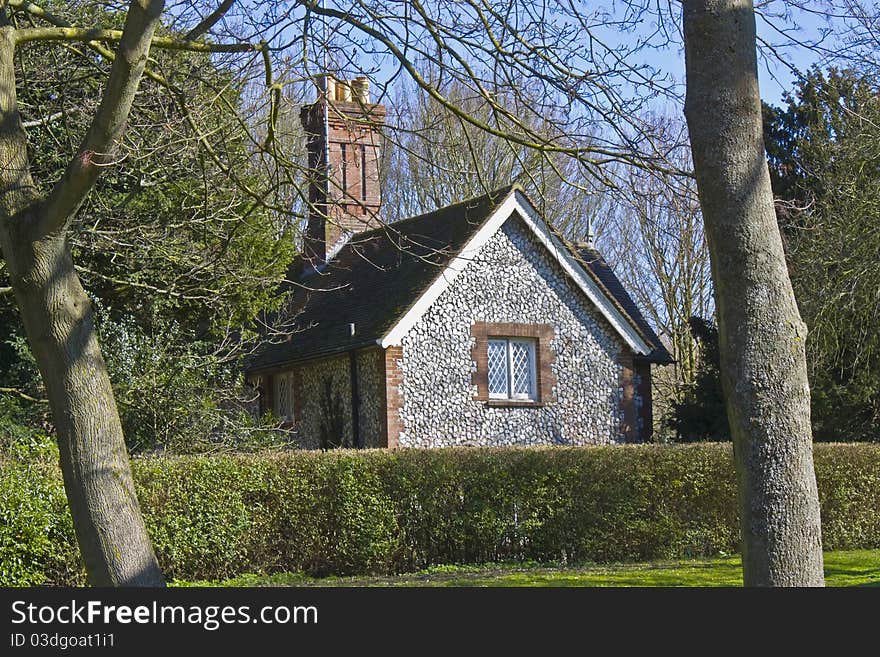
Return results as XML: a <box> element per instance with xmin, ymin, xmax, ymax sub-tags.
<box><xmin>0</xmin><ymin>387</ymin><xmax>47</xmax><ymax>403</ymax></box>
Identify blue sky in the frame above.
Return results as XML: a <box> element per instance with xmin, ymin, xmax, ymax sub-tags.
<box><xmin>621</xmin><ymin>4</ymin><xmax>841</xmax><ymax>108</ymax></box>
<box><xmin>313</xmin><ymin>2</ymin><xmax>841</xmax><ymax>120</ymax></box>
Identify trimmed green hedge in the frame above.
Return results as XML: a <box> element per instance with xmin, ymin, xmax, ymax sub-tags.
<box><xmin>1</xmin><ymin>444</ymin><xmax>878</xmax><ymax>584</ymax></box>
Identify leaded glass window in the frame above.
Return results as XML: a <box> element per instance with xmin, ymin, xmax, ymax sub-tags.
<box><xmin>486</xmin><ymin>338</ymin><xmax>537</xmax><ymax>400</ymax></box>
<box><xmin>274</xmin><ymin>372</ymin><xmax>295</xmax><ymax>422</ymax></box>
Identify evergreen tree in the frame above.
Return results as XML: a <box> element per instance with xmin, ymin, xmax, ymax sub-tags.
<box><xmin>666</xmin><ymin>317</ymin><xmax>729</xmax><ymax>442</ymax></box>
<box><xmin>763</xmin><ymin>67</ymin><xmax>880</xmax><ymax>442</ymax></box>
<box><xmin>0</xmin><ymin>4</ymin><xmax>297</xmax><ymax>451</ymax></box>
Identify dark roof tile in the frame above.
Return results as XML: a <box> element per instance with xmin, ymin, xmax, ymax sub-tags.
<box><xmin>570</xmin><ymin>245</ymin><xmax>674</xmax><ymax>364</ymax></box>
<box><xmin>245</xmin><ymin>186</ymin><xmax>515</xmax><ymax>371</ymax></box>
<box><xmin>246</xmin><ymin>184</ymin><xmax>673</xmax><ymax>371</ymax></box>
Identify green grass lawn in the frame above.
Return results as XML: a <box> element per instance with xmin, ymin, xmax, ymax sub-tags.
<box><xmin>176</xmin><ymin>549</ymin><xmax>880</xmax><ymax>587</ymax></box>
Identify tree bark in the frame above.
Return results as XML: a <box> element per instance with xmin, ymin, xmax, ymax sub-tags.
<box><xmin>2</xmin><ymin>234</ymin><xmax>165</xmax><ymax>586</ymax></box>
<box><xmin>682</xmin><ymin>0</ymin><xmax>824</xmax><ymax>586</ymax></box>
<box><xmin>0</xmin><ymin>7</ymin><xmax>165</xmax><ymax>586</ymax></box>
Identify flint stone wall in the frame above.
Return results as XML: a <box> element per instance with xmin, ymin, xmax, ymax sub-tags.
<box><xmin>398</xmin><ymin>214</ymin><xmax>636</xmax><ymax>447</ymax></box>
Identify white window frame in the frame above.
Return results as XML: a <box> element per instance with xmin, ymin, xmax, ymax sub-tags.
<box><xmin>487</xmin><ymin>338</ymin><xmax>538</xmax><ymax>402</ymax></box>
<box><xmin>273</xmin><ymin>371</ymin><xmax>295</xmax><ymax>423</ymax></box>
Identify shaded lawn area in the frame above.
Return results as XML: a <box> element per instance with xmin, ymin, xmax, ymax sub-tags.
<box><xmin>176</xmin><ymin>549</ymin><xmax>880</xmax><ymax>587</ymax></box>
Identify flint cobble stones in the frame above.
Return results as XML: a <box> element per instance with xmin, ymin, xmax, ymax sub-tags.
<box><xmin>398</xmin><ymin>216</ymin><xmax>633</xmax><ymax>447</ymax></box>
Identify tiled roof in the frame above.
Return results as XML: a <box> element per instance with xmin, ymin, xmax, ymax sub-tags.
<box><xmin>570</xmin><ymin>245</ymin><xmax>674</xmax><ymax>364</ymax></box>
<box><xmin>245</xmin><ymin>186</ymin><xmax>515</xmax><ymax>371</ymax></box>
<box><xmin>245</xmin><ymin>185</ymin><xmax>672</xmax><ymax>371</ymax></box>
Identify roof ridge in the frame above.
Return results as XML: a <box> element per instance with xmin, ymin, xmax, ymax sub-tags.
<box><xmin>351</xmin><ymin>184</ymin><xmax>518</xmax><ymax>242</ymax></box>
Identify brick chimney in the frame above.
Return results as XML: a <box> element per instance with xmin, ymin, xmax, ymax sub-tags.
<box><xmin>301</xmin><ymin>75</ymin><xmax>386</xmax><ymax>265</ymax></box>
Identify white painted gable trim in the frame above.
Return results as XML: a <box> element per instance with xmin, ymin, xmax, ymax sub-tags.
<box><xmin>379</xmin><ymin>188</ymin><xmax>652</xmax><ymax>355</ymax></box>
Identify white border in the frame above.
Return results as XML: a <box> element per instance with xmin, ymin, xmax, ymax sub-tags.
<box><xmin>379</xmin><ymin>188</ymin><xmax>651</xmax><ymax>355</ymax></box>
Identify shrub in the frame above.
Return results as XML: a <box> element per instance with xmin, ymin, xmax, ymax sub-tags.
<box><xmin>1</xmin><ymin>443</ymin><xmax>878</xmax><ymax>584</ymax></box>
<box><xmin>0</xmin><ymin>432</ymin><xmax>83</xmax><ymax>586</ymax></box>
<box><xmin>813</xmin><ymin>444</ymin><xmax>880</xmax><ymax>549</ymax></box>
<box><xmin>136</xmin><ymin>452</ymin><xmax>401</xmax><ymax>580</ymax></box>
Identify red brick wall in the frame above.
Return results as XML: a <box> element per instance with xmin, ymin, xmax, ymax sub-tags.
<box><xmin>300</xmin><ymin>99</ymin><xmax>386</xmax><ymax>263</ymax></box>
<box><xmin>636</xmin><ymin>361</ymin><xmax>653</xmax><ymax>442</ymax></box>
<box><xmin>262</xmin><ymin>373</ymin><xmax>274</xmax><ymax>418</ymax></box>
<box><xmin>617</xmin><ymin>355</ymin><xmax>655</xmax><ymax>443</ymax></box>
<box><xmin>292</xmin><ymin>365</ymin><xmax>303</xmax><ymax>426</ymax></box>
<box><xmin>383</xmin><ymin>346</ymin><xmax>403</xmax><ymax>449</ymax></box>
<box><xmin>619</xmin><ymin>352</ymin><xmax>638</xmax><ymax>442</ymax></box>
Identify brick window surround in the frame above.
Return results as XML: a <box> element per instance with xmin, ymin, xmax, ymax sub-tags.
<box><xmin>471</xmin><ymin>322</ymin><xmax>555</xmax><ymax>406</ymax></box>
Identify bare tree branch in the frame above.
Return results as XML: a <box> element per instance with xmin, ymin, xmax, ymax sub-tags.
<box><xmin>0</xmin><ymin>386</ymin><xmax>47</xmax><ymax>403</ymax></box>
<box><xmin>7</xmin><ymin>0</ymin><xmax>282</xmax><ymax>217</ymax></box>
<box><xmin>38</xmin><ymin>0</ymin><xmax>167</xmax><ymax>237</ymax></box>
<box><xmin>301</xmin><ymin>0</ymin><xmax>688</xmax><ymax>178</ymax></box>
<box><xmin>21</xmin><ymin>110</ymin><xmax>62</xmax><ymax>129</ymax></box>
<box><xmin>184</xmin><ymin>0</ymin><xmax>235</xmax><ymax>40</ymax></box>
<box><xmin>6</xmin><ymin>1</ymin><xmax>65</xmax><ymax>26</ymax></box>
<box><xmin>14</xmin><ymin>26</ymin><xmax>257</xmax><ymax>52</ymax></box>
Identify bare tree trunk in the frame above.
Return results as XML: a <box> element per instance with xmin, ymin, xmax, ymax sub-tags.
<box><xmin>682</xmin><ymin>0</ymin><xmax>824</xmax><ymax>586</ymax></box>
<box><xmin>0</xmin><ymin>9</ymin><xmax>165</xmax><ymax>586</ymax></box>
<box><xmin>4</xmin><ymin>235</ymin><xmax>165</xmax><ymax>586</ymax></box>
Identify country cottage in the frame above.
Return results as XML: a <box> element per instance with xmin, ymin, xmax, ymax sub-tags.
<box><xmin>245</xmin><ymin>77</ymin><xmax>672</xmax><ymax>448</ymax></box>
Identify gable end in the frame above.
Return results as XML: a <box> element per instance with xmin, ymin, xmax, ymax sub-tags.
<box><xmin>380</xmin><ymin>189</ymin><xmax>653</xmax><ymax>356</ymax></box>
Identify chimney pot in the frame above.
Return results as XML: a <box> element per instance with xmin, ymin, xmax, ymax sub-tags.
<box><xmin>315</xmin><ymin>74</ymin><xmax>335</xmax><ymax>101</ymax></box>
<box><xmin>351</xmin><ymin>77</ymin><xmax>370</xmax><ymax>104</ymax></box>
<box><xmin>335</xmin><ymin>79</ymin><xmax>352</xmax><ymax>102</ymax></box>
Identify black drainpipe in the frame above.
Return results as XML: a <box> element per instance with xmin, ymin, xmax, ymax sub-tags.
<box><xmin>349</xmin><ymin>350</ymin><xmax>362</xmax><ymax>448</ymax></box>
